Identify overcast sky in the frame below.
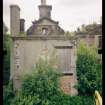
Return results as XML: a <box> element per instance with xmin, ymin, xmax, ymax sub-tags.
<box><xmin>3</xmin><ymin>0</ymin><xmax>102</xmax><ymax>33</ymax></box>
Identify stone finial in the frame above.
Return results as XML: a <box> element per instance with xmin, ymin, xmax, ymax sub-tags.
<box><xmin>41</xmin><ymin>0</ymin><xmax>46</xmax><ymax>5</ymax></box>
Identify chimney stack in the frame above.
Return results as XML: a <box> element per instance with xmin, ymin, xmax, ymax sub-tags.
<box><xmin>10</xmin><ymin>5</ymin><xmax>20</xmax><ymax>36</ymax></box>
<box><xmin>20</xmin><ymin>19</ymin><xmax>25</xmax><ymax>33</ymax></box>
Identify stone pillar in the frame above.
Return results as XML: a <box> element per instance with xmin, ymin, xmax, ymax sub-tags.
<box><xmin>41</xmin><ymin>0</ymin><xmax>46</xmax><ymax>5</ymax></box>
<box><xmin>10</xmin><ymin>5</ymin><xmax>20</xmax><ymax>36</ymax></box>
<box><xmin>20</xmin><ymin>19</ymin><xmax>25</xmax><ymax>33</ymax></box>
<box><xmin>39</xmin><ymin>5</ymin><xmax>52</xmax><ymax>19</ymax></box>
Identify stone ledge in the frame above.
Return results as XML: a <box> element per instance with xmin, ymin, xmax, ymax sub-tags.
<box><xmin>11</xmin><ymin>35</ymin><xmax>67</xmax><ymax>40</ymax></box>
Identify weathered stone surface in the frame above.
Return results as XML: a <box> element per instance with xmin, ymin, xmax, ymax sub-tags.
<box><xmin>11</xmin><ymin>38</ymin><xmax>77</xmax><ymax>95</ymax></box>
<box><xmin>11</xmin><ymin>35</ymin><xmax>66</xmax><ymax>40</ymax></box>
<box><xmin>59</xmin><ymin>75</ymin><xmax>78</xmax><ymax>95</ymax></box>
<box><xmin>10</xmin><ymin>0</ymin><xmax>78</xmax><ymax>96</ymax></box>
<box><xmin>10</xmin><ymin>5</ymin><xmax>20</xmax><ymax>36</ymax></box>
<box><xmin>26</xmin><ymin>18</ymin><xmax>64</xmax><ymax>35</ymax></box>
<box><xmin>27</xmin><ymin>0</ymin><xmax>64</xmax><ymax>36</ymax></box>
<box><xmin>41</xmin><ymin>0</ymin><xmax>46</xmax><ymax>5</ymax></box>
<box><xmin>39</xmin><ymin>5</ymin><xmax>52</xmax><ymax>19</ymax></box>
<box><xmin>76</xmin><ymin>34</ymin><xmax>101</xmax><ymax>47</ymax></box>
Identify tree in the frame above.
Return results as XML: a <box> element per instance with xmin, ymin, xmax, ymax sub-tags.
<box><xmin>3</xmin><ymin>23</ymin><xmax>11</xmax><ymax>85</ymax></box>
<box><xmin>3</xmin><ymin>22</ymin><xmax>8</xmax><ymax>34</ymax></box>
<box><xmin>75</xmin><ymin>22</ymin><xmax>102</xmax><ymax>35</ymax></box>
<box><xmin>76</xmin><ymin>42</ymin><xmax>102</xmax><ymax>95</ymax></box>
<box><xmin>3</xmin><ymin>81</ymin><xmax>14</xmax><ymax>105</ymax></box>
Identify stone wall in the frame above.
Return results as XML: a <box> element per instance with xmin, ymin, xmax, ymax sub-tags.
<box><xmin>10</xmin><ymin>5</ymin><xmax>20</xmax><ymax>36</ymax></box>
<box><xmin>77</xmin><ymin>35</ymin><xmax>100</xmax><ymax>47</ymax></box>
<box><xmin>11</xmin><ymin>38</ymin><xmax>77</xmax><ymax>95</ymax></box>
<box><xmin>59</xmin><ymin>75</ymin><xmax>78</xmax><ymax>95</ymax></box>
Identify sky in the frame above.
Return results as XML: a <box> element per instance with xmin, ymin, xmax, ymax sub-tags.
<box><xmin>3</xmin><ymin>0</ymin><xmax>102</xmax><ymax>33</ymax></box>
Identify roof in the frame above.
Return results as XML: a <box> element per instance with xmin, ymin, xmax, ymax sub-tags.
<box><xmin>26</xmin><ymin>17</ymin><xmax>65</xmax><ymax>35</ymax></box>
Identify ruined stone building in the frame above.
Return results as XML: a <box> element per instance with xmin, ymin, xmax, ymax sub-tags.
<box><xmin>10</xmin><ymin>0</ymin><xmax>78</xmax><ymax>95</ymax></box>
<box><xmin>76</xmin><ymin>34</ymin><xmax>102</xmax><ymax>62</ymax></box>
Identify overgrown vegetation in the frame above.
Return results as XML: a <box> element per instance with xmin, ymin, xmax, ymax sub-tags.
<box><xmin>3</xmin><ymin>59</ymin><xmax>95</xmax><ymax>105</ymax></box>
<box><xmin>3</xmin><ymin>81</ymin><xmax>14</xmax><ymax>105</ymax></box>
<box><xmin>3</xmin><ymin>21</ymin><xmax>102</xmax><ymax>104</ymax></box>
<box><xmin>11</xmin><ymin>61</ymin><xmax>61</xmax><ymax>105</ymax></box>
<box><xmin>3</xmin><ymin>28</ymin><xmax>11</xmax><ymax>85</ymax></box>
<box><xmin>76</xmin><ymin>42</ymin><xmax>102</xmax><ymax>95</ymax></box>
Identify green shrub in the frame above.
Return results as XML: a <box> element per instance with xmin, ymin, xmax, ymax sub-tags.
<box><xmin>21</xmin><ymin>62</ymin><xmax>61</xmax><ymax>98</ymax></box>
<box><xmin>4</xmin><ymin>57</ymin><xmax>95</xmax><ymax>105</ymax></box>
<box><xmin>11</xmin><ymin>60</ymin><xmax>95</xmax><ymax>105</ymax></box>
<box><xmin>11</xmin><ymin>61</ymin><xmax>61</xmax><ymax>105</ymax></box>
<box><xmin>3</xmin><ymin>81</ymin><xmax>14</xmax><ymax>105</ymax></box>
<box><xmin>48</xmin><ymin>94</ymin><xmax>95</xmax><ymax>105</ymax></box>
<box><xmin>76</xmin><ymin>42</ymin><xmax>102</xmax><ymax>95</ymax></box>
<box><xmin>3</xmin><ymin>34</ymin><xmax>11</xmax><ymax>85</ymax></box>
<box><xmin>11</xmin><ymin>92</ymin><xmax>41</xmax><ymax>105</ymax></box>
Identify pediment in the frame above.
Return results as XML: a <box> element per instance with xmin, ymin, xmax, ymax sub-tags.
<box><xmin>27</xmin><ymin>18</ymin><xmax>64</xmax><ymax>35</ymax></box>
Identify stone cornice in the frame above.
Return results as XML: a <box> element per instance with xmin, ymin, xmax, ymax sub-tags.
<box><xmin>11</xmin><ymin>35</ymin><xmax>68</xmax><ymax>40</ymax></box>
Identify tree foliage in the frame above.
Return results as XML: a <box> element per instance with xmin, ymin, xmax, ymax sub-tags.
<box><xmin>75</xmin><ymin>22</ymin><xmax>102</xmax><ymax>35</ymax></box>
<box><xmin>3</xmin><ymin>22</ymin><xmax>8</xmax><ymax>34</ymax></box>
<box><xmin>3</xmin><ymin>31</ymin><xmax>11</xmax><ymax>85</ymax></box>
<box><xmin>3</xmin><ymin>81</ymin><xmax>15</xmax><ymax>105</ymax></box>
<box><xmin>76</xmin><ymin>42</ymin><xmax>102</xmax><ymax>95</ymax></box>
<box><xmin>11</xmin><ymin>60</ymin><xmax>62</xmax><ymax>105</ymax></box>
<box><xmin>3</xmin><ymin>59</ymin><xmax>95</xmax><ymax>105</ymax></box>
